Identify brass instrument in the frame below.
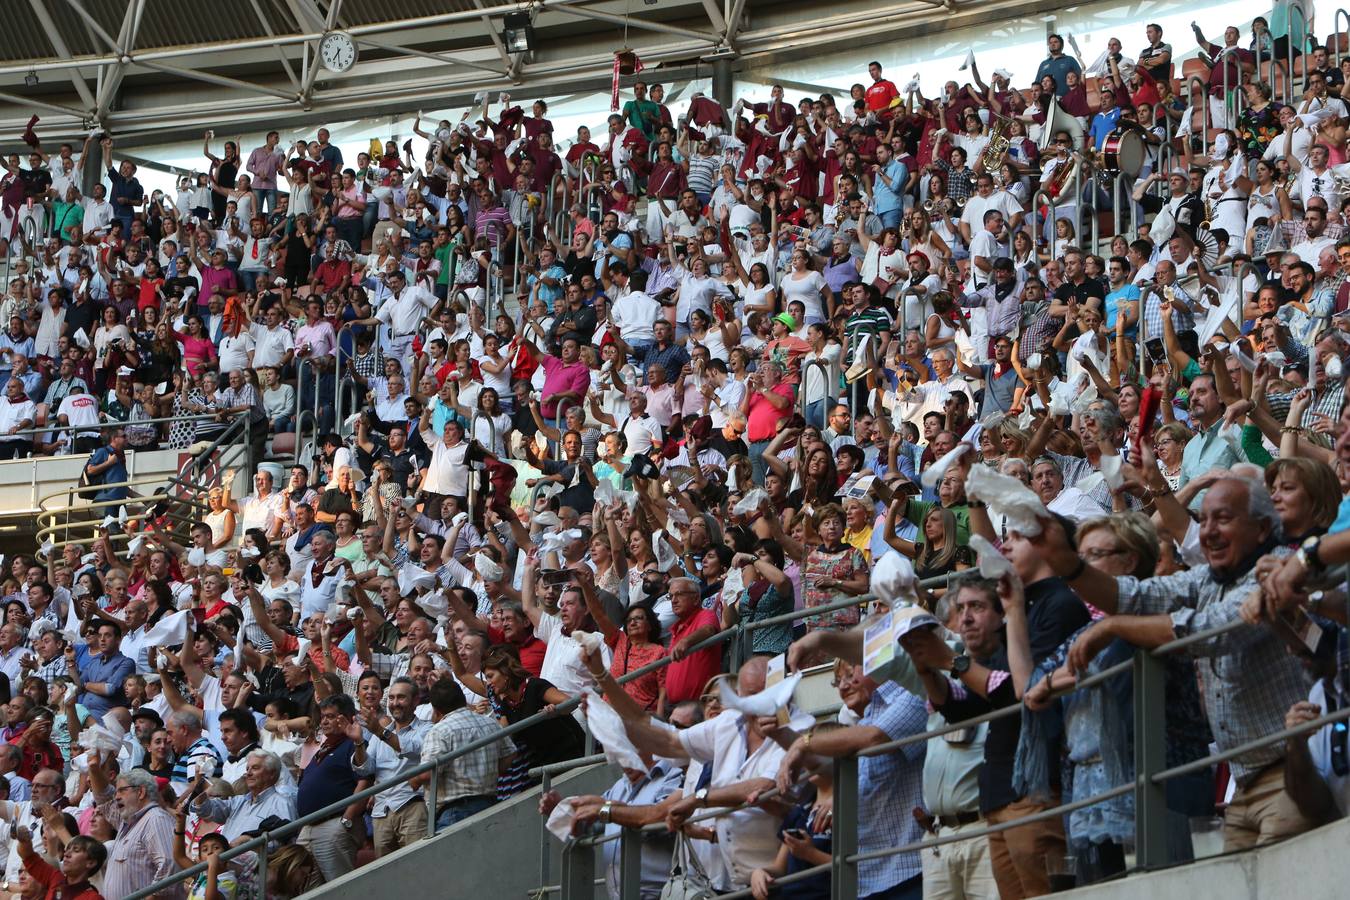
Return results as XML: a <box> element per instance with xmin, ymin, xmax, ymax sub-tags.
<box><xmin>979</xmin><ymin>116</ymin><xmax>1013</xmax><ymax>186</ymax></box>
<box><xmin>923</xmin><ymin>197</ymin><xmax>952</xmax><ymax>215</ymax></box>
<box><xmin>1044</xmin><ymin>153</ymin><xmax>1077</xmax><ymax>200</ymax></box>
<box><xmin>1199</xmin><ymin>194</ymin><xmax>1214</xmax><ymax>231</ymax></box>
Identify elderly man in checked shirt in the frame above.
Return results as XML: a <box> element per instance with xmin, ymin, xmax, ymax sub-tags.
<box><xmin>776</xmin><ymin>661</ymin><xmax>929</xmax><ymax>900</ymax></box>
<box><xmin>1031</xmin><ymin>475</ymin><xmax>1317</xmax><ymax>851</ymax></box>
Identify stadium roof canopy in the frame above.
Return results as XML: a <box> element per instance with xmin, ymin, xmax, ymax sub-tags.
<box><xmin>1</xmin><ymin>0</ymin><xmax>1065</xmax><ymax>146</ymax></box>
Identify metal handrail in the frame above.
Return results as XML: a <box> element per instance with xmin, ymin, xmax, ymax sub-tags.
<box><xmin>1186</xmin><ymin>75</ymin><xmax>1211</xmax><ymax>161</ymax></box>
<box><xmin>1289</xmin><ymin>2</ymin><xmax>1310</xmax><ymax>103</ymax></box>
<box><xmin>799</xmin><ymin>358</ymin><xmax>832</xmax><ymax>422</ymax></box>
<box><xmin>548</xmin><ymin>608</ymin><xmax>1339</xmax><ymax>899</ymax></box>
<box><xmin>4</xmin><ymin>412</ymin><xmax>218</xmax><ymax>441</ymax></box>
<box><xmin>1337</xmin><ymin>10</ymin><xmax>1350</xmax><ymax>72</ymax></box>
<box><xmin>1031</xmin><ymin>188</ymin><xmax>1057</xmax><ymax>262</ymax></box>
<box><xmin>122</xmin><ymin>590</ymin><xmax>878</xmax><ymax>900</ymax></box>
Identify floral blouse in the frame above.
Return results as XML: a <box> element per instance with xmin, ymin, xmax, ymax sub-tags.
<box><xmin>1237</xmin><ymin>102</ymin><xmax>1284</xmax><ymax>156</ymax></box>
<box><xmin>802</xmin><ymin>543</ymin><xmax>868</xmax><ymax>632</ymax></box>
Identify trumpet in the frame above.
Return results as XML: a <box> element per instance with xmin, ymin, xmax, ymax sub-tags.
<box><xmin>924</xmin><ymin>197</ymin><xmax>952</xmax><ymax>215</ymax></box>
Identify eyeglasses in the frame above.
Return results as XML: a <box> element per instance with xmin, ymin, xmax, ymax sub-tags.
<box><xmin>1081</xmin><ymin>548</ymin><xmax>1125</xmax><ymax>562</ymax></box>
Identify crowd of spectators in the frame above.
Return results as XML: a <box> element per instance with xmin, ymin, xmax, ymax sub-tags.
<box><xmin>0</xmin><ymin>10</ymin><xmax>1348</xmax><ymax>900</ymax></box>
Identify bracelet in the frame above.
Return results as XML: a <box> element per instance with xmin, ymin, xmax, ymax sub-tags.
<box><xmin>1280</xmin><ymin>425</ymin><xmax>1304</xmax><ymax>435</ymax></box>
<box><xmin>1147</xmin><ymin>486</ymin><xmax>1171</xmax><ymax>499</ymax></box>
<box><xmin>175</xmin><ymin>831</ymin><xmax>186</xmax><ymax>836</ymax></box>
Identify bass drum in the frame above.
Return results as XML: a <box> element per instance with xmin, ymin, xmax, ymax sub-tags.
<box><xmin>1100</xmin><ymin>127</ymin><xmax>1145</xmax><ymax>178</ymax></box>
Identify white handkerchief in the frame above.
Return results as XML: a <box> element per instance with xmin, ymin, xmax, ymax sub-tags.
<box><xmin>73</xmin><ymin>328</ymin><xmax>90</xmax><ymax>350</ymax></box>
<box><xmin>537</xmin><ymin>528</ymin><xmax>583</xmax><ymax>557</ymax></box>
<box><xmin>960</xmin><ymin>49</ymin><xmax>976</xmax><ymax>71</ymax></box>
<box><xmin>719</xmin><ymin>672</ymin><xmax>802</xmax><ymax>717</ymax></box>
<box><xmin>294</xmin><ymin>637</ymin><xmax>311</xmax><ymax>665</ymax></box>
<box><xmin>187</xmin><ymin>547</ymin><xmax>207</xmax><ymax>567</ymax></box>
<box><xmin>397</xmin><ymin>563</ymin><xmax>436</xmax><ymax>596</ymax></box>
<box><xmin>546</xmin><ymin>798</ymin><xmax>577</xmax><ymax>842</ymax></box>
<box><xmin>474</xmin><ymin>552</ymin><xmax>503</xmax><ymax>583</ymax></box>
<box><xmin>1099</xmin><ymin>454</ymin><xmax>1124</xmax><ymax>491</ymax></box>
<box><xmin>966</xmin><ymin>464</ymin><xmax>1049</xmax><ymax>536</ymax></box>
<box><xmin>534</xmin><ymin>511</ymin><xmax>562</xmax><ymax>527</ymax></box>
<box><xmin>969</xmin><ymin>534</ymin><xmax>1013</xmax><ymax>578</ymax></box>
<box><xmin>921</xmin><ymin>443</ymin><xmax>971</xmax><ymax>489</ymax></box>
<box><xmin>871</xmin><ymin>552</ymin><xmax>917</xmax><ymax>606</ymax></box>
<box><xmin>733</xmin><ymin>488</ymin><xmax>769</xmax><ymax>517</ymax></box>
<box><xmin>585</xmin><ymin>694</ymin><xmax>644</xmax><ymax>771</ymax></box>
<box><xmin>652</xmin><ymin>534</ymin><xmax>678</xmax><ymax>572</ymax></box>
<box><xmin>571</xmin><ymin>630</ymin><xmax>603</xmax><ymax>654</ymax></box>
<box><xmin>142</xmin><ymin>610</ymin><xmax>192</xmax><ymax>647</ymax></box>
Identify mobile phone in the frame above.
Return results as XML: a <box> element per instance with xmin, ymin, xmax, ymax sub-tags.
<box><xmin>541</xmin><ymin>569</ymin><xmax>574</xmax><ymax>586</ymax></box>
<box><xmin>1145</xmin><ymin>337</ymin><xmax>1166</xmax><ymax>363</ymax></box>
<box><xmin>786</xmin><ymin>828</ymin><xmax>809</xmax><ymax>840</ymax></box>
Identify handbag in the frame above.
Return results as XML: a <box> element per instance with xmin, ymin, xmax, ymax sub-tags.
<box><xmin>659</xmin><ymin>834</ymin><xmax>717</xmax><ymax>900</ymax></box>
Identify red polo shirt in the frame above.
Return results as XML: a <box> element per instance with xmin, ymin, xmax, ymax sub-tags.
<box><xmin>489</xmin><ymin>627</ymin><xmax>547</xmax><ymax>676</ymax></box>
<box><xmin>664</xmin><ymin>609</ymin><xmax>721</xmax><ymax>704</ymax></box>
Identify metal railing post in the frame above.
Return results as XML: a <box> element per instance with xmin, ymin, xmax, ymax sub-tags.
<box><xmin>540</xmin><ymin>770</ymin><xmax>553</xmax><ymax>888</ymax></box>
<box><xmin>559</xmin><ymin>837</ymin><xmax>596</xmax><ymax>900</ymax></box>
<box><xmin>1187</xmin><ymin>76</ymin><xmax>1211</xmax><ymax>161</ymax></box>
<box><xmin>1290</xmin><ymin>3</ymin><xmax>1308</xmax><ymax>102</ymax></box>
<box><xmin>426</xmin><ymin>763</ymin><xmax>439</xmax><ymax>839</ymax></box>
<box><xmin>831</xmin><ymin>755</ymin><xmax>859</xmax><ymax>899</ymax></box>
<box><xmin>617</xmin><ymin>826</ymin><xmax>642</xmax><ymax>899</ymax></box>
<box><xmin>1133</xmin><ymin>646</ymin><xmax>1169</xmax><ymax>870</ymax></box>
<box><xmin>1337</xmin><ymin>10</ymin><xmax>1350</xmax><ymax>71</ymax></box>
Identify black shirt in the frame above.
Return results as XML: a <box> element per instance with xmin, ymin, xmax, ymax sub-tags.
<box><xmin>1053</xmin><ymin>277</ymin><xmax>1105</xmax><ymax>308</ymax></box>
<box><xmin>935</xmin><ymin>576</ymin><xmax>1090</xmax><ymax>814</ymax></box>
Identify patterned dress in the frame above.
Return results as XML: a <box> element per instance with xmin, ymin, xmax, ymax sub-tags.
<box><xmin>802</xmin><ymin>543</ymin><xmax>868</xmax><ymax>632</ymax></box>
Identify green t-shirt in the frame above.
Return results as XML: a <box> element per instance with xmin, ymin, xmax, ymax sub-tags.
<box><xmin>623</xmin><ymin>99</ymin><xmax>661</xmax><ymax>139</ymax></box>
<box><xmin>435</xmin><ymin>239</ymin><xmax>459</xmax><ymax>287</ymax></box>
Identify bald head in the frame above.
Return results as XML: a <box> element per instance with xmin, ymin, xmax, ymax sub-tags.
<box><xmin>737</xmin><ymin>656</ymin><xmax>768</xmax><ymax>696</ymax></box>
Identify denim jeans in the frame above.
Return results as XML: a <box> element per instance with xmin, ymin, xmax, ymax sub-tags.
<box><xmin>435</xmin><ymin>795</ymin><xmax>495</xmax><ymax>831</ymax></box>
<box><xmin>748</xmin><ymin>438</ymin><xmax>771</xmax><ymax>486</ymax></box>
<box><xmin>253</xmin><ymin>187</ymin><xmax>280</xmax><ymax>215</ymax></box>
<box><xmin>271</xmin><ymin>414</ymin><xmax>294</xmax><ymax>433</ymax></box>
<box><xmin>804</xmin><ymin>398</ymin><xmax>826</xmax><ymax>430</ymax></box>
<box><xmin>877</xmin><ymin>207</ymin><xmax>903</xmax><ymax>229</ymax></box>
<box><xmin>299</xmin><ymin>365</ymin><xmax>336</xmax><ymax>433</ymax></box>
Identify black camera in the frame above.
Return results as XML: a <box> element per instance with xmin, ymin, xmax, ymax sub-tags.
<box><xmin>243</xmin><ymin>562</ymin><xmax>265</xmax><ymax>585</ymax></box>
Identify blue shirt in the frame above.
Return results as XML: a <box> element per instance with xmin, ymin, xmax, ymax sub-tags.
<box><xmin>1035</xmin><ymin>55</ymin><xmax>1082</xmax><ymax>96</ymax></box>
<box><xmin>1330</xmin><ymin>495</ymin><xmax>1350</xmax><ymax>534</ymax></box>
<box><xmin>857</xmin><ymin>681</ymin><xmax>929</xmax><ymax>896</ymax></box>
<box><xmin>528</xmin><ymin>263</ymin><xmax>567</xmax><ymax>312</ymax></box>
<box><xmin>872</xmin><ymin>160</ymin><xmax>908</xmax><ymax>214</ymax></box>
<box><xmin>298</xmin><ymin>736</ymin><xmax>361</xmax><ymax>817</ymax></box>
<box><xmin>1104</xmin><ymin>284</ymin><xmax>1140</xmax><ymax>339</ymax></box>
<box><xmin>86</xmin><ymin>447</ymin><xmax>128</xmax><ymax>502</ymax></box>
<box><xmin>76</xmin><ymin>650</ymin><xmax>135</xmax><ymax>717</ymax></box>
<box><xmin>1089</xmin><ymin>107</ymin><xmax>1122</xmax><ymax>148</ymax></box>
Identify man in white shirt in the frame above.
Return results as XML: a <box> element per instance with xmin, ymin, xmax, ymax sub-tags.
<box><xmin>0</xmin><ymin>378</ymin><xmax>35</xmax><ymax>459</ymax></box>
<box><xmin>358</xmin><ymin>269</ymin><xmax>439</xmax><ymax>376</ymax></box>
<box><xmin>608</xmin><ymin>269</ymin><xmax>663</xmax><ymax>357</ymax></box>
<box><xmin>966</xmin><ymin>209</ymin><xmax>1006</xmax><ymax>292</ymax></box>
<box><xmin>249</xmin><ymin>304</ymin><xmax>295</xmax><ymax>370</ymax></box>
<box><xmin>81</xmin><ymin>184</ymin><xmax>113</xmax><ymax>236</ymax></box>
<box><xmin>700</xmin><ymin>358</ymin><xmax>746</xmax><ymax>429</ymax></box>
<box><xmin>239</xmin><ymin>470</ymin><xmax>285</xmax><ymax>541</ymax></box>
<box><xmin>959</xmin><ymin>174</ymin><xmax>1022</xmax><ymax>246</ymax></box>
<box><xmin>596</xmin><ymin>655</ymin><xmax>814</xmax><ymax>892</ymax></box>
<box><xmin>1291</xmin><ymin>201</ymin><xmax>1338</xmax><ymax>266</ymax></box>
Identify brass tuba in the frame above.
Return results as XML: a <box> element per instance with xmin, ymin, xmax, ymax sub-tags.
<box><xmin>979</xmin><ymin>116</ymin><xmax>1013</xmax><ymax>185</ymax></box>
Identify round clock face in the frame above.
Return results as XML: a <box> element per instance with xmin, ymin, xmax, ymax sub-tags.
<box><xmin>320</xmin><ymin>32</ymin><xmax>356</xmax><ymax>73</ymax></box>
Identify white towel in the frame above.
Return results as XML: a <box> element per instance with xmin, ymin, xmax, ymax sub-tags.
<box><xmin>966</xmin><ymin>464</ymin><xmax>1049</xmax><ymax>536</ymax></box>
<box><xmin>585</xmin><ymin>694</ymin><xmax>645</xmax><ymax>771</ymax></box>
<box><xmin>718</xmin><ymin>672</ymin><xmax>801</xmax><ymax>717</ymax></box>
<box><xmin>969</xmin><ymin>534</ymin><xmax>1013</xmax><ymax>579</ymax></box>
<box><xmin>142</xmin><ymin>610</ymin><xmax>192</xmax><ymax>647</ymax></box>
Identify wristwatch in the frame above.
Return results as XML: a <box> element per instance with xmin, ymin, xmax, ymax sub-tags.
<box><xmin>948</xmin><ymin>654</ymin><xmax>972</xmax><ymax>678</ymax></box>
<box><xmin>1298</xmin><ymin>535</ymin><xmax>1326</xmax><ymax>574</ymax></box>
<box><xmin>340</xmin><ymin>817</ymin><xmax>353</xmax><ymax>830</ymax></box>
<box><xmin>600</xmin><ymin>800</ymin><xmax>613</xmax><ymax>824</ymax></box>
<box><xmin>694</xmin><ymin>787</ymin><xmax>710</xmax><ymax>807</ymax></box>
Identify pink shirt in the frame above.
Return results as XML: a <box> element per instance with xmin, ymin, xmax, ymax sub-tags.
<box><xmin>539</xmin><ymin>355</ymin><xmax>590</xmax><ymax>419</ymax></box>
<box><xmin>642</xmin><ymin>383</ymin><xmax>677</xmax><ymax>428</ymax></box>
<box><xmin>295</xmin><ymin>319</ymin><xmax>337</xmax><ymax>360</ymax></box>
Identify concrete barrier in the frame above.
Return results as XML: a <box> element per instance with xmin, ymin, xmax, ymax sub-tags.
<box><xmin>1059</xmin><ymin>816</ymin><xmax>1350</xmax><ymax>900</ymax></box>
<box><xmin>309</xmin><ymin>762</ymin><xmax>620</xmax><ymax>899</ymax></box>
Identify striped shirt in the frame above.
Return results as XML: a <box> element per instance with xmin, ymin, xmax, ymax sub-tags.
<box><xmin>98</xmin><ymin>786</ymin><xmax>183</xmax><ymax>900</ymax></box>
<box><xmin>474</xmin><ymin>205</ymin><xmax>511</xmax><ymax>244</ymax></box>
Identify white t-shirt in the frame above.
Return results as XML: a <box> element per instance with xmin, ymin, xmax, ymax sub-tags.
<box><xmin>779</xmin><ymin>270</ymin><xmax>828</xmax><ymax>322</ymax></box>
<box><xmin>57</xmin><ymin>393</ymin><xmax>101</xmax><ymax>436</ymax></box>
<box><xmin>217</xmin><ymin>332</ymin><xmax>255</xmax><ymax>374</ymax></box>
<box><xmin>611</xmin><ymin>291</ymin><xmax>663</xmax><ymax>343</ymax></box>
<box><xmin>249</xmin><ymin>323</ymin><xmax>294</xmax><ymax>370</ymax></box>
